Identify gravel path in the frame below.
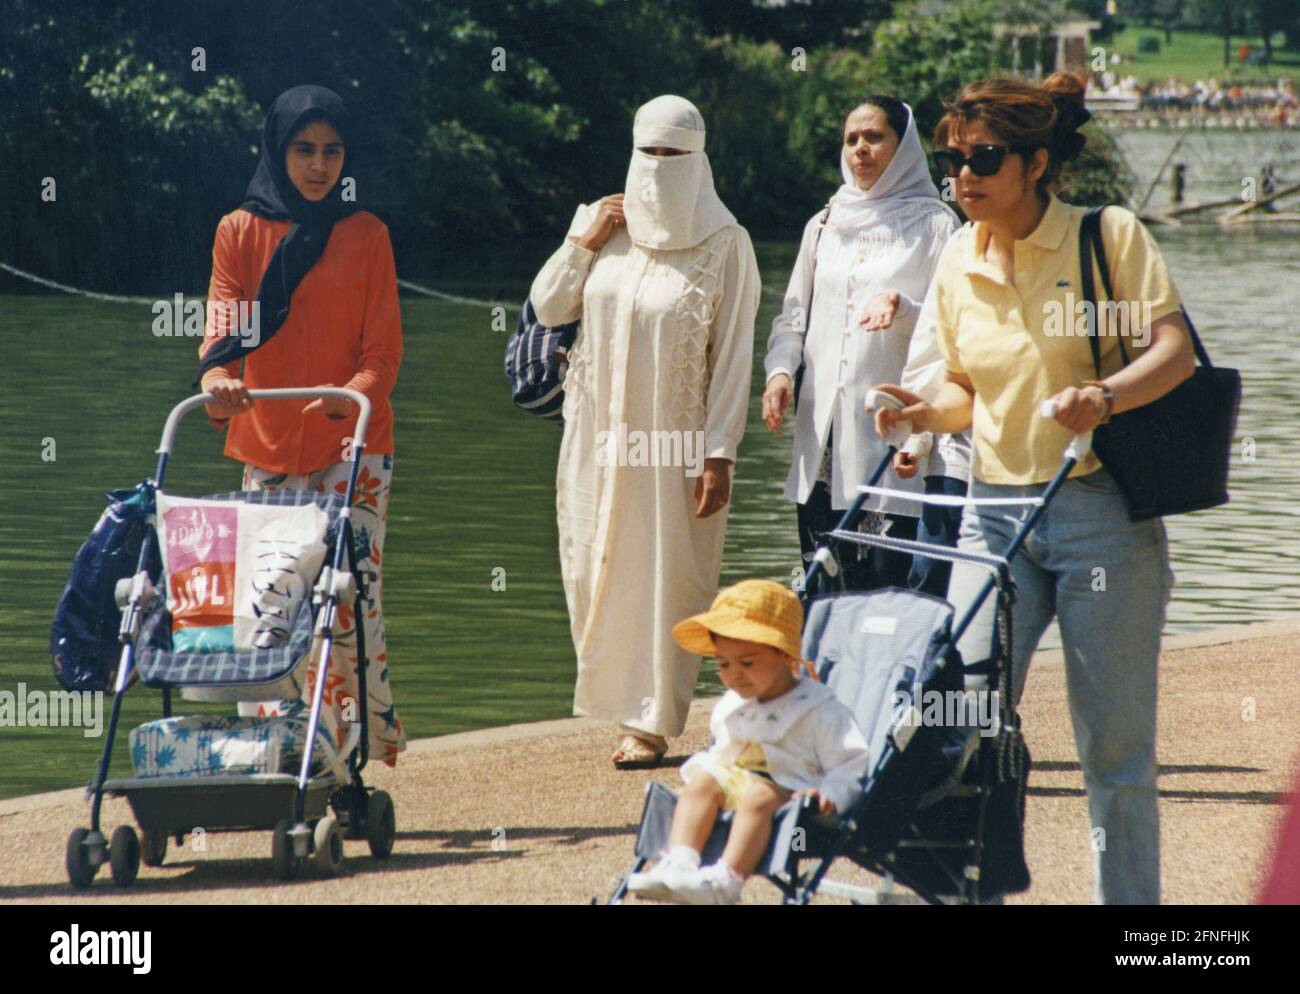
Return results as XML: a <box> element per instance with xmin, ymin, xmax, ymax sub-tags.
<box><xmin>2</xmin><ymin>621</ymin><xmax>1296</xmax><ymax>904</ymax></box>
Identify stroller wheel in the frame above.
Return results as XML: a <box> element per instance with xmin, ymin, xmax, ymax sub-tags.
<box><xmin>272</xmin><ymin>819</ymin><xmax>301</xmax><ymax>881</ymax></box>
<box><xmin>109</xmin><ymin>826</ymin><xmax>140</xmax><ymax>887</ymax></box>
<box><xmin>66</xmin><ymin>828</ymin><xmax>98</xmax><ymax>890</ymax></box>
<box><xmin>313</xmin><ymin>816</ymin><xmax>346</xmax><ymax>877</ymax></box>
<box><xmin>140</xmin><ymin>829</ymin><xmax>168</xmax><ymax>867</ymax></box>
<box><xmin>330</xmin><ymin>785</ymin><xmax>364</xmax><ymax>839</ymax></box>
<box><xmin>366</xmin><ymin>791</ymin><xmax>396</xmax><ymax>859</ymax></box>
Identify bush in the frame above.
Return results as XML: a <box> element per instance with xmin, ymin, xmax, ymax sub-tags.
<box><xmin>700</xmin><ymin>41</ymin><xmax>881</xmax><ymax>234</ymax></box>
<box><xmin>1059</xmin><ymin>125</ymin><xmax>1135</xmax><ymax>208</ymax></box>
<box><xmin>1137</xmin><ymin>35</ymin><xmax>1161</xmax><ymax>54</ymax></box>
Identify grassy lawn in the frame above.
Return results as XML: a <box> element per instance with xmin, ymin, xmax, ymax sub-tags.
<box><xmin>1101</xmin><ymin>26</ymin><xmax>1300</xmax><ymax>84</ymax></box>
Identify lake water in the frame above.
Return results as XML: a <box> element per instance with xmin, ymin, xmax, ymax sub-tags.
<box><xmin>1</xmin><ymin>129</ymin><xmax>1295</xmax><ymax>799</ymax></box>
<box><xmin>1110</xmin><ymin>128</ymin><xmax>1300</xmax><ymax>629</ymax></box>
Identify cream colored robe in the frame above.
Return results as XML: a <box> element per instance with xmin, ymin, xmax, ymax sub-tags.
<box><xmin>530</xmin><ymin>202</ymin><xmax>760</xmax><ymax>737</ymax></box>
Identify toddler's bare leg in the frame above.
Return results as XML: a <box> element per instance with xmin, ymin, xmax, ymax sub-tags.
<box><xmin>668</xmin><ymin>775</ymin><xmax>725</xmax><ymax>854</ymax></box>
<box><xmin>721</xmin><ymin>778</ymin><xmax>792</xmax><ymax>877</ymax></box>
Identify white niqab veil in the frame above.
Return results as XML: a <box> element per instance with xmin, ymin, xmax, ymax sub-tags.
<box><xmin>623</xmin><ymin>95</ymin><xmax>737</xmax><ymax>251</ymax></box>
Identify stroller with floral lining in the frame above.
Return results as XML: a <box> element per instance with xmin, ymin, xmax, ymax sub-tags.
<box><xmin>65</xmin><ymin>388</ymin><xmax>396</xmax><ymax>889</ymax></box>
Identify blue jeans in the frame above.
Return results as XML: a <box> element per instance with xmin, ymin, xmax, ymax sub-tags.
<box><xmin>908</xmin><ymin>475</ymin><xmax>967</xmax><ymax>598</ymax></box>
<box><xmin>944</xmin><ymin>466</ymin><xmax>1174</xmax><ymax>905</ymax></box>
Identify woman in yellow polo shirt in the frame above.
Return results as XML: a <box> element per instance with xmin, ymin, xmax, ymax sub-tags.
<box><xmin>873</xmin><ymin>72</ymin><xmax>1195</xmax><ymax>905</ymax></box>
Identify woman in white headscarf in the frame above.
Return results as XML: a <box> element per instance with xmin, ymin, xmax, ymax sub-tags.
<box><xmin>530</xmin><ymin>95</ymin><xmax>761</xmax><ymax>768</ymax></box>
<box><xmin>762</xmin><ymin>97</ymin><xmax>961</xmax><ymax>594</ymax></box>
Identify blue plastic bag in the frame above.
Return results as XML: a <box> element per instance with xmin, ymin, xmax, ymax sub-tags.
<box><xmin>50</xmin><ymin>482</ymin><xmax>160</xmax><ymax>692</ymax></box>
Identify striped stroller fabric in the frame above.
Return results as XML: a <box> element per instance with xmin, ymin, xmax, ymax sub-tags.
<box><xmin>136</xmin><ymin>592</ymin><xmax>313</xmax><ymax>693</ymax></box>
<box><xmin>135</xmin><ymin>488</ymin><xmax>347</xmax><ymax>697</ymax></box>
<box><xmin>196</xmin><ymin>489</ymin><xmax>346</xmax><ymax>514</ymax></box>
<box><xmin>503</xmin><ymin>296</ymin><xmax>579</xmax><ymax>422</ymax></box>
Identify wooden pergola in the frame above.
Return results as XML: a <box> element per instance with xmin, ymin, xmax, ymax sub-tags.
<box><xmin>994</xmin><ymin>18</ymin><xmax>1102</xmax><ymax>79</ymax></box>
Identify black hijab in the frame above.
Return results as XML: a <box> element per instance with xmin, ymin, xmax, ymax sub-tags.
<box><xmin>197</xmin><ymin>84</ymin><xmax>360</xmax><ymax>382</ymax></box>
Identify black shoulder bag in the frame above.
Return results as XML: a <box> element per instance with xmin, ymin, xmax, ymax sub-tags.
<box><xmin>1078</xmin><ymin>206</ymin><xmax>1242</xmax><ymax>521</ymax></box>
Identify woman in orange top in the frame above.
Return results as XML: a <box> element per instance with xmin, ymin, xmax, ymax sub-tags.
<box><xmin>198</xmin><ymin>85</ymin><xmax>405</xmax><ymax>767</ymax></box>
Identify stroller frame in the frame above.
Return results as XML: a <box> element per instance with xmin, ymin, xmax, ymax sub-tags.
<box><xmin>67</xmin><ymin>387</ymin><xmax>396</xmax><ymax>889</ymax></box>
<box><xmin>611</xmin><ymin>406</ymin><xmax>1092</xmax><ymax>905</ymax></box>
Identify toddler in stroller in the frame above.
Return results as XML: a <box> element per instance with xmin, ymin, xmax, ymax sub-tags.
<box><xmin>627</xmin><ymin>580</ymin><xmax>871</xmax><ymax>904</ymax></box>
<box><xmin>613</xmin><ymin>400</ymin><xmax>1090</xmax><ymax>905</ymax></box>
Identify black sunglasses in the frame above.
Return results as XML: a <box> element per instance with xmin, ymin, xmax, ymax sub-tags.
<box><xmin>933</xmin><ymin>144</ymin><xmax>1037</xmax><ymax>178</ymax></box>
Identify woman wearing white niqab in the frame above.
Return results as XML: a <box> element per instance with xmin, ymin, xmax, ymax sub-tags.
<box><xmin>762</xmin><ymin>97</ymin><xmax>962</xmax><ymax>594</ymax></box>
<box><xmin>530</xmin><ymin>95</ymin><xmax>761</xmax><ymax>768</ymax></box>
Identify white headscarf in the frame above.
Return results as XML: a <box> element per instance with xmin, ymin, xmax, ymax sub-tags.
<box><xmin>622</xmin><ymin>95</ymin><xmax>737</xmax><ymax>251</ymax></box>
<box><xmin>828</xmin><ymin>101</ymin><xmax>956</xmax><ymax>232</ymax></box>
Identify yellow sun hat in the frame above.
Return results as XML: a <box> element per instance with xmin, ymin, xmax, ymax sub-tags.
<box><xmin>672</xmin><ymin>579</ymin><xmax>804</xmax><ymax>661</ymax></box>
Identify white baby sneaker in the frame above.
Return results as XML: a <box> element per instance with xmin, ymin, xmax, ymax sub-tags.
<box><xmin>627</xmin><ymin>848</ymin><xmax>699</xmax><ymax>901</ymax></box>
<box><xmin>669</xmin><ymin>862</ymin><xmax>744</xmax><ymax>905</ymax></box>
<box><xmin>628</xmin><ymin>861</ymin><xmax>680</xmax><ymax>901</ymax></box>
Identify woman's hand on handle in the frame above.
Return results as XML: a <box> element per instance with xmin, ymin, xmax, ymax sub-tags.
<box><xmin>203</xmin><ymin>376</ymin><xmax>254</xmax><ymax>420</ymax></box>
<box><xmin>1045</xmin><ymin>385</ymin><xmax>1107</xmax><ymax>435</ymax></box>
<box><xmin>571</xmin><ymin>194</ymin><xmax>625</xmax><ymax>253</ymax></box>
<box><xmin>762</xmin><ymin>372</ymin><xmax>793</xmax><ymax>433</ymax></box>
<box><xmin>302</xmin><ymin>384</ymin><xmax>357</xmax><ymax>421</ymax></box>
<box><xmin>695</xmin><ymin>458</ymin><xmax>732</xmax><ymax>518</ymax></box>
<box><xmin>867</xmin><ymin>384</ymin><xmax>934</xmax><ymax>438</ymax></box>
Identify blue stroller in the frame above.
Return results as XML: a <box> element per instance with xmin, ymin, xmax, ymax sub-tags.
<box><xmin>65</xmin><ymin>388</ymin><xmax>396</xmax><ymax>889</ymax></box>
<box><xmin>611</xmin><ymin>398</ymin><xmax>1091</xmax><ymax>904</ymax></box>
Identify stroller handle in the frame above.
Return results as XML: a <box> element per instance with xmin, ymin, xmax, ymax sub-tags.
<box><xmin>864</xmin><ymin>388</ymin><xmax>911</xmax><ymax>450</ymax></box>
<box><xmin>157</xmin><ymin>388</ymin><xmax>372</xmax><ymax>457</ymax></box>
<box><xmin>1039</xmin><ymin>398</ymin><xmax>1093</xmax><ymax>463</ymax></box>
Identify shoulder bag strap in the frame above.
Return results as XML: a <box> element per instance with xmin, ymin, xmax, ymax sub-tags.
<box><xmin>793</xmin><ymin>202</ymin><xmax>833</xmax><ymax>413</ymax></box>
<box><xmin>806</xmin><ymin>202</ymin><xmax>832</xmax><ymax>318</ymax></box>
<box><xmin>1078</xmin><ymin>206</ymin><xmax>1125</xmax><ymax>377</ymax></box>
<box><xmin>1082</xmin><ymin>206</ymin><xmax>1213</xmax><ymax>371</ymax></box>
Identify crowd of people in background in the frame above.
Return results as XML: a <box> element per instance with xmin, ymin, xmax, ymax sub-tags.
<box><xmin>1089</xmin><ymin>69</ymin><xmax>1300</xmax><ymax>125</ymax></box>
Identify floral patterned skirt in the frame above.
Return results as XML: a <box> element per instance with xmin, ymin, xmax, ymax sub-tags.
<box><xmin>235</xmin><ymin>454</ymin><xmax>406</xmax><ymax>767</ymax></box>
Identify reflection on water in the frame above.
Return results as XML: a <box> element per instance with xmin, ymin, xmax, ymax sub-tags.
<box><xmin>0</xmin><ymin>129</ymin><xmax>1295</xmax><ymax>796</ymax></box>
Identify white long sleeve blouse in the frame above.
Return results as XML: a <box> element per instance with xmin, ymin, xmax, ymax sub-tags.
<box><xmin>764</xmin><ymin>202</ymin><xmax>958</xmax><ymax>512</ymax></box>
<box><xmin>899</xmin><ymin>281</ymin><xmax>974</xmax><ymax>482</ymax></box>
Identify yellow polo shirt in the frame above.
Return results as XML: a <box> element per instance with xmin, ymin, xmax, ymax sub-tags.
<box><xmin>932</xmin><ymin>195</ymin><xmax>1183</xmax><ymax>484</ymax></box>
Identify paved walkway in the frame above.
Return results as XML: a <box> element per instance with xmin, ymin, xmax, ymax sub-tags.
<box><xmin>2</xmin><ymin>618</ymin><xmax>1297</xmax><ymax>904</ymax></box>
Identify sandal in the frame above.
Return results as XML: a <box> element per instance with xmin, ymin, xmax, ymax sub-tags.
<box><xmin>612</xmin><ymin>734</ymin><xmax>665</xmax><ymax>770</ymax></box>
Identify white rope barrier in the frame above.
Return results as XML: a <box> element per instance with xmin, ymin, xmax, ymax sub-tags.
<box><xmin>0</xmin><ymin>261</ymin><xmax>513</xmax><ymax>312</ymax></box>
<box><xmin>395</xmin><ymin>278</ymin><xmax>513</xmax><ymax>310</ymax></box>
<box><xmin>0</xmin><ymin>262</ymin><xmax>160</xmax><ymax>305</ymax></box>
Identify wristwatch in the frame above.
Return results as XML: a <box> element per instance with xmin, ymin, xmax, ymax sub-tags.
<box><xmin>1082</xmin><ymin>380</ymin><xmax>1114</xmax><ymax>424</ymax></box>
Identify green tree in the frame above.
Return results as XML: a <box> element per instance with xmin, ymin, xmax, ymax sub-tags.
<box><xmin>869</xmin><ymin>0</ymin><xmax>1133</xmax><ymax>207</ymax></box>
<box><xmin>1248</xmin><ymin>0</ymin><xmax>1300</xmax><ymax>59</ymax></box>
<box><xmin>869</xmin><ymin>0</ymin><xmax>1004</xmax><ymax>132</ymax></box>
<box><xmin>0</xmin><ymin>1</ymin><xmax>263</xmax><ymax>289</ymax></box>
